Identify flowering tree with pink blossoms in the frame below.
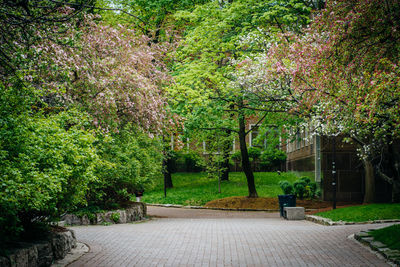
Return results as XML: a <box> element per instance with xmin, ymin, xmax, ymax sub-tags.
<box><xmin>33</xmin><ymin>14</ymin><xmax>171</xmax><ymax>134</ymax></box>
<box><xmin>248</xmin><ymin>0</ymin><xmax>400</xmax><ymax>202</ymax></box>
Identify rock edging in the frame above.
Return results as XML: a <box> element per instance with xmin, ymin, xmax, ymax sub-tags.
<box><xmin>355</xmin><ymin>230</ymin><xmax>400</xmax><ymax>266</ymax></box>
<box><xmin>147</xmin><ymin>203</ymin><xmax>279</xmax><ymax>212</ymax></box>
<box><xmin>147</xmin><ymin>203</ymin><xmax>323</xmax><ymax>212</ymax></box>
<box><xmin>0</xmin><ymin>230</ymin><xmax>76</xmax><ymax>267</ymax></box>
<box><xmin>305</xmin><ymin>214</ymin><xmax>400</xmax><ymax>226</ymax></box>
<box><xmin>62</xmin><ymin>202</ymin><xmax>146</xmax><ymax>225</ymax></box>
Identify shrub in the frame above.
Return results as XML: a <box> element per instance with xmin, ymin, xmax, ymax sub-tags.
<box><xmin>293</xmin><ymin>180</ymin><xmax>307</xmax><ymax>199</ymax></box>
<box><xmin>309</xmin><ymin>182</ymin><xmax>318</xmax><ymax>198</ymax></box>
<box><xmin>299</xmin><ymin>176</ymin><xmax>311</xmax><ymax>184</ymax></box>
<box><xmin>88</xmin><ymin>125</ymin><xmax>162</xmax><ymax>209</ymax></box>
<box><xmin>248</xmin><ymin>147</ymin><xmax>261</xmax><ymax>161</ymax></box>
<box><xmin>183</xmin><ymin>151</ymin><xmax>204</xmax><ymax>172</ymax></box>
<box><xmin>231</xmin><ymin>151</ymin><xmax>242</xmax><ymax>161</ymax></box>
<box><xmin>0</xmin><ymin>109</ymin><xmax>98</xmax><ymax>243</ymax></box>
<box><xmin>278</xmin><ymin>180</ymin><xmax>294</xmax><ymax>195</ymax></box>
<box><xmin>173</xmin><ymin>151</ymin><xmax>204</xmax><ymax>172</ymax></box>
<box><xmin>110</xmin><ymin>212</ymin><xmax>120</xmax><ymax>223</ymax></box>
<box><xmin>260</xmin><ymin>149</ymin><xmax>287</xmax><ymax>171</ymax></box>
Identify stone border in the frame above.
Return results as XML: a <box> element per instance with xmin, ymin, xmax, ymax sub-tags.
<box><xmin>305</xmin><ymin>214</ymin><xmax>400</xmax><ymax>226</ymax></box>
<box><xmin>62</xmin><ymin>202</ymin><xmax>146</xmax><ymax>226</ymax></box>
<box><xmin>147</xmin><ymin>203</ymin><xmax>280</xmax><ymax>212</ymax></box>
<box><xmin>0</xmin><ymin>230</ymin><xmax>76</xmax><ymax>267</ymax></box>
<box><xmin>52</xmin><ymin>242</ymin><xmax>89</xmax><ymax>267</ymax></box>
<box><xmin>354</xmin><ymin>229</ymin><xmax>400</xmax><ymax>266</ymax></box>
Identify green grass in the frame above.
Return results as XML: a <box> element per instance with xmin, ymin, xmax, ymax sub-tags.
<box><xmin>370</xmin><ymin>224</ymin><xmax>400</xmax><ymax>250</ymax></box>
<box><xmin>315</xmin><ymin>203</ymin><xmax>400</xmax><ymax>222</ymax></box>
<box><xmin>142</xmin><ymin>172</ymin><xmax>299</xmax><ymax>206</ymax></box>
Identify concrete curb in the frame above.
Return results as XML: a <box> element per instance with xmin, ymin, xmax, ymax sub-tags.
<box><xmin>354</xmin><ymin>229</ymin><xmax>400</xmax><ymax>266</ymax></box>
<box><xmin>147</xmin><ymin>203</ymin><xmax>280</xmax><ymax>212</ymax></box>
<box><xmin>305</xmin><ymin>214</ymin><xmax>400</xmax><ymax>226</ymax></box>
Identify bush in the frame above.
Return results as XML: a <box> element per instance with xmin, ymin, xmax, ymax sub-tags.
<box><xmin>173</xmin><ymin>151</ymin><xmax>203</xmax><ymax>172</ymax></box>
<box><xmin>293</xmin><ymin>180</ymin><xmax>307</xmax><ymax>199</ymax></box>
<box><xmin>279</xmin><ymin>176</ymin><xmax>318</xmax><ymax>200</ymax></box>
<box><xmin>260</xmin><ymin>149</ymin><xmax>287</xmax><ymax>171</ymax></box>
<box><xmin>0</xmin><ymin>109</ymin><xmax>98</xmax><ymax>243</ymax></box>
<box><xmin>88</xmin><ymin>125</ymin><xmax>163</xmax><ymax>209</ymax></box>
<box><xmin>110</xmin><ymin>212</ymin><xmax>120</xmax><ymax>223</ymax></box>
<box><xmin>278</xmin><ymin>180</ymin><xmax>294</xmax><ymax>195</ymax></box>
<box><xmin>248</xmin><ymin>147</ymin><xmax>261</xmax><ymax>160</ymax></box>
<box><xmin>231</xmin><ymin>150</ymin><xmax>242</xmax><ymax>161</ymax></box>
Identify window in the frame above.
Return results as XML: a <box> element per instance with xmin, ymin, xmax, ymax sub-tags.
<box><xmin>249</xmin><ymin>124</ymin><xmax>260</xmax><ymax>147</ymax></box>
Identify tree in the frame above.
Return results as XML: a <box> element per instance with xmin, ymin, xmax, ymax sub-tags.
<box><xmin>169</xmin><ymin>0</ymin><xmax>312</xmax><ymax>197</ymax></box>
<box><xmin>259</xmin><ymin>0</ymin><xmax>400</xmax><ymax>202</ymax></box>
<box><xmin>0</xmin><ymin>0</ymin><xmax>96</xmax><ymax>78</ymax></box>
<box><xmin>99</xmin><ymin>0</ymin><xmax>210</xmax><ymax>42</ymax></box>
<box><xmin>0</xmin><ymin>2</ymin><xmax>176</xmax><ymax>244</ymax></box>
<box><xmin>29</xmin><ymin>15</ymin><xmax>170</xmax><ymax>133</ymax></box>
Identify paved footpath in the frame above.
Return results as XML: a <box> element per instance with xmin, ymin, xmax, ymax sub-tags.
<box><xmin>69</xmin><ymin>206</ymin><xmax>392</xmax><ymax>267</ymax></box>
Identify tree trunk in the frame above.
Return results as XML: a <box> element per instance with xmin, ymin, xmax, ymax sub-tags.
<box><xmin>238</xmin><ymin>111</ymin><xmax>258</xmax><ymax>198</ymax></box>
<box><xmin>162</xmin><ymin>154</ymin><xmax>173</xmax><ymax>188</ymax></box>
<box><xmin>363</xmin><ymin>159</ymin><xmax>375</xmax><ymax>203</ymax></box>
<box><xmin>392</xmin><ymin>181</ymin><xmax>400</xmax><ymax>203</ymax></box>
<box><xmin>389</xmin><ymin>143</ymin><xmax>400</xmax><ymax>203</ymax></box>
<box><xmin>220</xmin><ymin>156</ymin><xmax>230</xmax><ymax>181</ymax></box>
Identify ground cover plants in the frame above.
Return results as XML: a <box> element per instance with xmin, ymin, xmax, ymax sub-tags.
<box><xmin>315</xmin><ymin>204</ymin><xmax>400</xmax><ymax>222</ymax></box>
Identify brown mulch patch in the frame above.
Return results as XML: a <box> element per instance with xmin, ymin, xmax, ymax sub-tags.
<box><xmin>204</xmin><ymin>196</ymin><xmax>361</xmax><ymax>213</ymax></box>
<box><xmin>50</xmin><ymin>225</ymin><xmax>68</xmax><ymax>232</ymax></box>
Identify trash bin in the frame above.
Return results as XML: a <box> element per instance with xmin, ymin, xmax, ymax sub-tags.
<box><xmin>278</xmin><ymin>195</ymin><xmax>296</xmax><ymax>217</ymax></box>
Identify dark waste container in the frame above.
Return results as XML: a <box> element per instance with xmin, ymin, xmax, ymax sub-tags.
<box><xmin>278</xmin><ymin>194</ymin><xmax>296</xmax><ymax>217</ymax></box>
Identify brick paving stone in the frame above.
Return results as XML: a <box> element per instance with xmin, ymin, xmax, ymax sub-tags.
<box><xmin>68</xmin><ymin>206</ymin><xmax>393</xmax><ymax>267</ymax></box>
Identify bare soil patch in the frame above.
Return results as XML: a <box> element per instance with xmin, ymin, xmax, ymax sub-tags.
<box><xmin>204</xmin><ymin>196</ymin><xmax>361</xmax><ymax>212</ymax></box>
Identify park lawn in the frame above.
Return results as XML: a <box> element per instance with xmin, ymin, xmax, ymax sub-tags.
<box><xmin>142</xmin><ymin>172</ymin><xmax>299</xmax><ymax>206</ymax></box>
<box><xmin>315</xmin><ymin>203</ymin><xmax>400</xmax><ymax>222</ymax></box>
<box><xmin>370</xmin><ymin>224</ymin><xmax>400</xmax><ymax>250</ymax></box>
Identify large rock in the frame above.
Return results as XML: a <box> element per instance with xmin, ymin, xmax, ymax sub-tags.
<box><xmin>1</xmin><ymin>229</ymin><xmax>76</xmax><ymax>267</ymax></box>
<box><xmin>7</xmin><ymin>245</ymin><xmax>36</xmax><ymax>267</ymax></box>
<box><xmin>51</xmin><ymin>230</ymin><xmax>76</xmax><ymax>260</ymax></box>
<box><xmin>0</xmin><ymin>257</ymin><xmax>10</xmax><ymax>266</ymax></box>
<box><xmin>35</xmin><ymin>242</ymin><xmax>53</xmax><ymax>267</ymax></box>
<box><xmin>62</xmin><ymin>214</ymin><xmax>90</xmax><ymax>225</ymax></box>
<box><xmin>63</xmin><ymin>202</ymin><xmax>146</xmax><ymax>225</ymax></box>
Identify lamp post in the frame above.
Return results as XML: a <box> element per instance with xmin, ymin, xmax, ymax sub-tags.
<box><xmin>332</xmin><ymin>136</ymin><xmax>337</xmax><ymax>209</ymax></box>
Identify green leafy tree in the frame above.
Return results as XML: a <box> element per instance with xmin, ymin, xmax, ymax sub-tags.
<box><xmin>169</xmin><ymin>0</ymin><xmax>312</xmax><ymax>197</ymax></box>
<box><xmin>263</xmin><ymin>0</ymin><xmax>400</xmax><ymax>202</ymax></box>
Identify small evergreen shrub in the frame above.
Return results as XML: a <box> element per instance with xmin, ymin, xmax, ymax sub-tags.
<box><xmin>110</xmin><ymin>212</ymin><xmax>120</xmax><ymax>223</ymax></box>
<box><xmin>293</xmin><ymin>180</ymin><xmax>307</xmax><ymax>199</ymax></box>
<box><xmin>279</xmin><ymin>176</ymin><xmax>319</xmax><ymax>200</ymax></box>
<box><xmin>278</xmin><ymin>180</ymin><xmax>294</xmax><ymax>195</ymax></box>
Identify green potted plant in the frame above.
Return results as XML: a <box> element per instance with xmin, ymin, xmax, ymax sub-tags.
<box><xmin>278</xmin><ymin>180</ymin><xmax>296</xmax><ymax>217</ymax></box>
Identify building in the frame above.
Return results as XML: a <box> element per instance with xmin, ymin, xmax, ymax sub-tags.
<box><xmin>284</xmin><ymin>133</ymin><xmax>391</xmax><ymax>202</ymax></box>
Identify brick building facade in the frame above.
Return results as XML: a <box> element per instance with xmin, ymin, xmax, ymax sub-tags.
<box><xmin>284</xmin><ymin>134</ymin><xmax>391</xmax><ymax>202</ymax></box>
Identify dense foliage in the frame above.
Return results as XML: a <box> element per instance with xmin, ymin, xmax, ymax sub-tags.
<box><xmin>88</xmin><ymin>125</ymin><xmax>163</xmax><ymax>209</ymax></box>
<box><xmin>0</xmin><ymin>108</ymin><xmax>98</xmax><ymax>242</ymax></box>
<box><xmin>255</xmin><ymin>0</ymin><xmax>400</xmax><ymax>202</ymax></box>
<box><xmin>0</xmin><ymin>1</ymin><xmax>170</xmax><ymax>245</ymax></box>
<box><xmin>2</xmin><ymin>0</ymin><xmax>399</xmax><ymax>248</ymax></box>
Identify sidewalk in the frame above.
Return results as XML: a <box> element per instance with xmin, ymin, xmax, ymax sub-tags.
<box><xmin>68</xmin><ymin>206</ymin><xmax>391</xmax><ymax>266</ymax></box>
